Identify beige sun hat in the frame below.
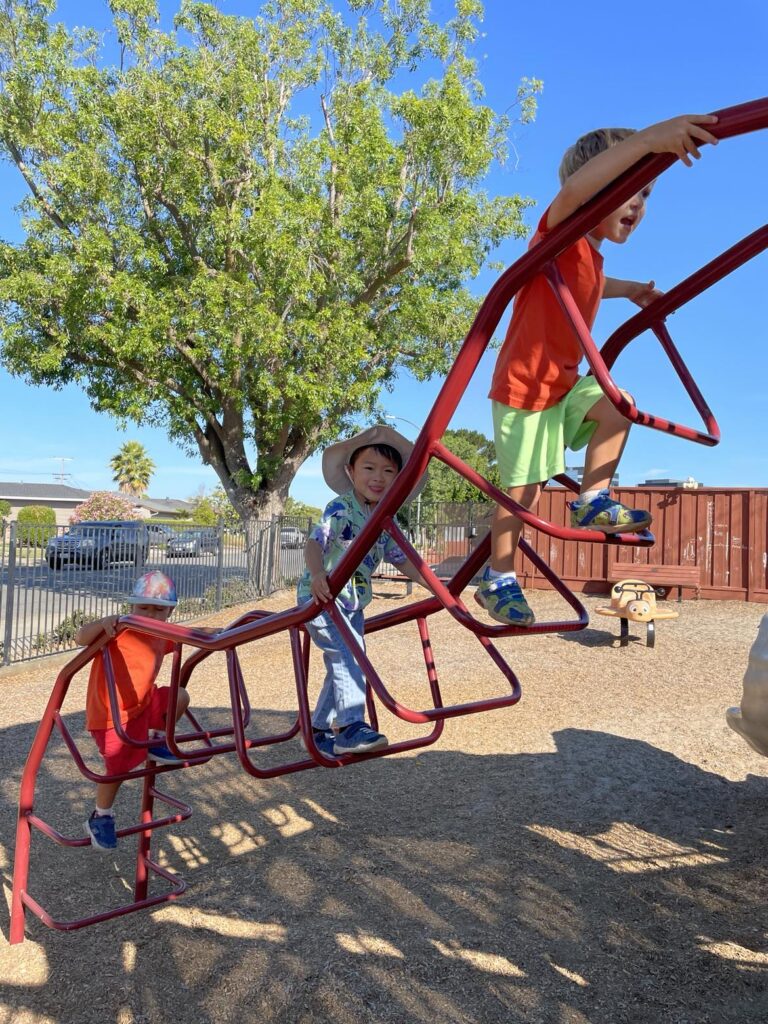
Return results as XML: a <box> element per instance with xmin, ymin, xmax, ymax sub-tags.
<box><xmin>322</xmin><ymin>424</ymin><xmax>428</xmax><ymax>499</ymax></box>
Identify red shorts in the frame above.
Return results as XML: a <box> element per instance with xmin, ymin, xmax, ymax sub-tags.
<box><xmin>90</xmin><ymin>686</ymin><xmax>171</xmax><ymax>775</ymax></box>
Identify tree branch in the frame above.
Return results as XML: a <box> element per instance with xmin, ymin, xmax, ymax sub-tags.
<box><xmin>2</xmin><ymin>137</ymin><xmax>72</xmax><ymax>234</ymax></box>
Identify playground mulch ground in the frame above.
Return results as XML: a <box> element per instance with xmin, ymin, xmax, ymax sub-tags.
<box><xmin>1</xmin><ymin>583</ymin><xmax>767</xmax><ymax>1024</ymax></box>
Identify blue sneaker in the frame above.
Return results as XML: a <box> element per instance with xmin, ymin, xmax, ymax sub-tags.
<box><xmin>301</xmin><ymin>729</ymin><xmax>337</xmax><ymax>757</ymax></box>
<box><xmin>334</xmin><ymin>721</ymin><xmax>388</xmax><ymax>755</ymax></box>
<box><xmin>147</xmin><ymin>743</ymin><xmax>185</xmax><ymax>765</ymax></box>
<box><xmin>569</xmin><ymin>489</ymin><xmax>652</xmax><ymax>534</ymax></box>
<box><xmin>85</xmin><ymin>810</ymin><xmax>117</xmax><ymax>851</ymax></box>
<box><xmin>474</xmin><ymin>568</ymin><xmax>535</xmax><ymax>626</ymax></box>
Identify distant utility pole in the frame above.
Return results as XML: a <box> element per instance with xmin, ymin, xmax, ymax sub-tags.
<box><xmin>51</xmin><ymin>457</ymin><xmax>73</xmax><ymax>482</ymax></box>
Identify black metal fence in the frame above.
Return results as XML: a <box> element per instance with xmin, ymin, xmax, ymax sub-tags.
<box><xmin>0</xmin><ymin>504</ymin><xmax>491</xmax><ymax>666</ymax></box>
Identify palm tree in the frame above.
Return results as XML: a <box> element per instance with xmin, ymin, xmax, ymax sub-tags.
<box><xmin>110</xmin><ymin>441</ymin><xmax>155</xmax><ymax>497</ymax></box>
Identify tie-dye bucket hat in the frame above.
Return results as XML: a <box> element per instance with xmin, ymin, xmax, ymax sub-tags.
<box><xmin>127</xmin><ymin>571</ymin><xmax>178</xmax><ymax>607</ymax></box>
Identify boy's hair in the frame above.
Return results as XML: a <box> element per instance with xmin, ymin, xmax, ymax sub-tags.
<box><xmin>349</xmin><ymin>443</ymin><xmax>403</xmax><ymax>472</ymax></box>
<box><xmin>558</xmin><ymin>127</ymin><xmax>636</xmax><ymax>184</ymax></box>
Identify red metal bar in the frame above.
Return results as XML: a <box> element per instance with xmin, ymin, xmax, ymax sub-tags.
<box><xmin>18</xmin><ymin>785</ymin><xmax>190</xmax><ymax>935</ymax></box>
<box><xmin>19</xmin><ymin>859</ymin><xmax>187</xmax><ymax>934</ymax></box>
<box><xmin>11</xmin><ymin>98</ymin><xmax>767</xmax><ymax>944</ymax></box>
<box><xmin>600</xmin><ymin>224</ymin><xmax>768</xmax><ymax>368</ymax></box>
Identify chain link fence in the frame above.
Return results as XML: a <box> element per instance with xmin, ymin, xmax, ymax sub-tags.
<box><xmin>0</xmin><ymin>505</ymin><xmax>491</xmax><ymax>666</ymax></box>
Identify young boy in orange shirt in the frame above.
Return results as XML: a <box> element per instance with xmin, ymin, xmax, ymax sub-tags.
<box><xmin>77</xmin><ymin>570</ymin><xmax>188</xmax><ymax>850</ymax></box>
<box><xmin>476</xmin><ymin>113</ymin><xmax>719</xmax><ymax>627</ymax></box>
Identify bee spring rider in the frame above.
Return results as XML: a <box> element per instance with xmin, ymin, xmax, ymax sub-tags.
<box><xmin>596</xmin><ymin>578</ymin><xmax>679</xmax><ymax>648</ymax></box>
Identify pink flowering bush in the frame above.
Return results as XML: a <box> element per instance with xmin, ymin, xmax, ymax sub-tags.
<box><xmin>70</xmin><ymin>491</ymin><xmax>141</xmax><ymax>523</ymax></box>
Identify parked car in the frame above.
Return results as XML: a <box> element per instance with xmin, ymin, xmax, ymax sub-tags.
<box><xmin>46</xmin><ymin>521</ymin><xmax>149</xmax><ymax>570</ymax></box>
<box><xmin>166</xmin><ymin>527</ymin><xmax>220</xmax><ymax>558</ymax></box>
<box><xmin>280</xmin><ymin>527</ymin><xmax>305</xmax><ymax>548</ymax></box>
<box><xmin>145</xmin><ymin>521</ymin><xmax>173</xmax><ymax>546</ymax></box>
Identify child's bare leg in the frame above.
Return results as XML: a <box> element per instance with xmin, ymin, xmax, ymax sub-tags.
<box><xmin>477</xmin><ymin>483</ymin><xmax>541</xmax><ymax>626</ymax></box>
<box><xmin>94</xmin><ymin>780</ymin><xmax>121</xmax><ymax>812</ymax></box>
<box><xmin>147</xmin><ymin>687</ymin><xmax>191</xmax><ymax>765</ymax></box>
<box><xmin>491</xmin><ymin>483</ymin><xmax>542</xmax><ymax>571</ymax></box>
<box><xmin>572</xmin><ymin>393</ymin><xmax>651</xmax><ymax>534</ymax></box>
<box><xmin>581</xmin><ymin>395</ymin><xmax>631</xmax><ymax>492</ymax></box>
<box><xmin>170</xmin><ymin>688</ymin><xmax>190</xmax><ymax>725</ymax></box>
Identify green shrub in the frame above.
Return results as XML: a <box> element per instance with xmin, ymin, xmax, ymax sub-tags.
<box><xmin>55</xmin><ymin>609</ymin><xmax>98</xmax><ymax>644</ymax></box>
<box><xmin>16</xmin><ymin>505</ymin><xmax>57</xmax><ymax>547</ymax></box>
<box><xmin>0</xmin><ymin>499</ymin><xmax>11</xmax><ymax>520</ymax></box>
<box><xmin>32</xmin><ymin>609</ymin><xmax>99</xmax><ymax>652</ymax></box>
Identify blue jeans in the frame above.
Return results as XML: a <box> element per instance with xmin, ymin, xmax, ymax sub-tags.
<box><xmin>306</xmin><ymin>607</ymin><xmax>367</xmax><ymax>730</ymax></box>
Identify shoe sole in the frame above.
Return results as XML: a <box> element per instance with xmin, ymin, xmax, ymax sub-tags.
<box><xmin>85</xmin><ymin>820</ymin><xmax>117</xmax><ymax>851</ymax></box>
<box><xmin>572</xmin><ymin>518</ymin><xmax>652</xmax><ymax>535</ymax></box>
<box><xmin>473</xmin><ymin>590</ymin><xmax>535</xmax><ymax>627</ymax></box>
<box><xmin>333</xmin><ymin>736</ymin><xmax>389</xmax><ymax>755</ymax></box>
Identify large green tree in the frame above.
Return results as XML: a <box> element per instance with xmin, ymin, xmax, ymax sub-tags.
<box><xmin>0</xmin><ymin>0</ymin><xmax>538</xmax><ymax>530</ymax></box>
<box><xmin>110</xmin><ymin>439</ymin><xmax>155</xmax><ymax>495</ymax></box>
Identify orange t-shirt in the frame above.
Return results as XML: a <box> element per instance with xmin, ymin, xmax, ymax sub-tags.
<box><xmin>86</xmin><ymin>630</ymin><xmax>174</xmax><ymax>730</ymax></box>
<box><xmin>489</xmin><ymin>207</ymin><xmax>605</xmax><ymax>411</ymax></box>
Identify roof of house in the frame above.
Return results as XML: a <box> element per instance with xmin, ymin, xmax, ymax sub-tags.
<box><xmin>0</xmin><ymin>482</ymin><xmax>193</xmax><ymax>514</ymax></box>
<box><xmin>0</xmin><ymin>482</ymin><xmax>92</xmax><ymax>501</ymax></box>
<box><xmin>132</xmin><ymin>496</ymin><xmax>195</xmax><ymax>514</ymax></box>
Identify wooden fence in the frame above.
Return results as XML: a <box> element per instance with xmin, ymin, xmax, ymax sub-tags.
<box><xmin>511</xmin><ymin>487</ymin><xmax>768</xmax><ymax>603</ymax></box>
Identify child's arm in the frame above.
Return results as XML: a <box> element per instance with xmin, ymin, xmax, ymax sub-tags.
<box><xmin>398</xmin><ymin>559</ymin><xmax>429</xmax><ymax>589</ymax></box>
<box><xmin>75</xmin><ymin>614</ymin><xmax>120</xmax><ymax>647</ymax></box>
<box><xmin>548</xmin><ymin>114</ymin><xmax>718</xmax><ymax>230</ymax></box>
<box><xmin>304</xmin><ymin>538</ymin><xmax>332</xmax><ymax>603</ymax></box>
<box><xmin>604</xmin><ymin>276</ymin><xmax>663</xmax><ymax>308</ymax></box>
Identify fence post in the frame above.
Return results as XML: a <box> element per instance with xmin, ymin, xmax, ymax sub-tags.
<box><xmin>3</xmin><ymin>522</ymin><xmax>17</xmax><ymax>666</ymax></box>
<box><xmin>265</xmin><ymin>515</ymin><xmax>278</xmax><ymax>593</ymax></box>
<box><xmin>215</xmin><ymin>522</ymin><xmax>224</xmax><ymax>611</ymax></box>
<box><xmin>252</xmin><ymin>525</ymin><xmax>262</xmax><ymax>595</ymax></box>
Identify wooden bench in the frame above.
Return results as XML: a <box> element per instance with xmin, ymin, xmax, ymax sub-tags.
<box><xmin>607</xmin><ymin>561</ymin><xmax>702</xmax><ymax>602</ymax></box>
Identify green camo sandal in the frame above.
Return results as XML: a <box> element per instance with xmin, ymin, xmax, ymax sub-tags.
<box><xmin>569</xmin><ymin>489</ymin><xmax>651</xmax><ymax>534</ymax></box>
<box><xmin>474</xmin><ymin>569</ymin><xmax>535</xmax><ymax>626</ymax></box>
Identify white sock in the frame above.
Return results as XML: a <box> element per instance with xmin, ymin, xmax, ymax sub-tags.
<box><xmin>487</xmin><ymin>566</ymin><xmax>516</xmax><ymax>580</ymax></box>
<box><xmin>94</xmin><ymin>806</ymin><xmax>114</xmax><ymax>817</ymax></box>
<box><xmin>579</xmin><ymin>488</ymin><xmax>602</xmax><ymax>503</ymax></box>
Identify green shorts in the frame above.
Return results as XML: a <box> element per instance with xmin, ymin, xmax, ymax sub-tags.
<box><xmin>492</xmin><ymin>375</ymin><xmax>606</xmax><ymax>487</ymax></box>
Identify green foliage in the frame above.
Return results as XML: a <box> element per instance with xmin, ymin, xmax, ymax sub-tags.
<box><xmin>16</xmin><ymin>504</ymin><xmax>56</xmax><ymax>545</ymax></box>
<box><xmin>0</xmin><ymin>0</ymin><xmax>539</xmax><ymax>524</ymax></box>
<box><xmin>110</xmin><ymin>440</ymin><xmax>155</xmax><ymax>497</ymax></box>
<box><xmin>70</xmin><ymin>491</ymin><xmax>141</xmax><ymax>522</ymax></box>
<box><xmin>191</xmin><ymin>495</ymin><xmax>217</xmax><ymax>525</ymax></box>
<box><xmin>419</xmin><ymin>427</ymin><xmax>499</xmax><ymax>505</ymax></box>
<box><xmin>0</xmin><ymin>498</ymin><xmax>10</xmax><ymax>519</ymax></box>
<box><xmin>209</xmin><ymin>486</ymin><xmax>241</xmax><ymax>529</ymax></box>
<box><xmin>32</xmin><ymin>608</ymin><xmax>98</xmax><ymax>652</ymax></box>
<box><xmin>284</xmin><ymin>496</ymin><xmax>321</xmax><ymax>522</ymax></box>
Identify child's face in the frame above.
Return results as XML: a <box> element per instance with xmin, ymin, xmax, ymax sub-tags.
<box><xmin>132</xmin><ymin>603</ymin><xmax>173</xmax><ymax>621</ymax></box>
<box><xmin>347</xmin><ymin>447</ymin><xmax>400</xmax><ymax>505</ymax></box>
<box><xmin>590</xmin><ymin>183</ymin><xmax>654</xmax><ymax>245</ymax></box>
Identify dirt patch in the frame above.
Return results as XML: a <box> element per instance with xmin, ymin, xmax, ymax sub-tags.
<box><xmin>1</xmin><ymin>585</ymin><xmax>767</xmax><ymax>1023</ymax></box>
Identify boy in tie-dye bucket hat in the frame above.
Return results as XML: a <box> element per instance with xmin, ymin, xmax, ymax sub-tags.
<box><xmin>75</xmin><ymin>571</ymin><xmax>192</xmax><ymax>850</ymax></box>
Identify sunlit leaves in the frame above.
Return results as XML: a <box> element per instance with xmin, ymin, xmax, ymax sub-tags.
<box><xmin>0</xmin><ymin>0</ymin><xmax>539</xmax><ymax>518</ymax></box>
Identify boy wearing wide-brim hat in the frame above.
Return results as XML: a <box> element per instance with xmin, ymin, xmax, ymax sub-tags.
<box><xmin>298</xmin><ymin>424</ymin><xmax>427</xmax><ymax>757</ymax></box>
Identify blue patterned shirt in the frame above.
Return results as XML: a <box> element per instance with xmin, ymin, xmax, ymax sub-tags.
<box><xmin>297</xmin><ymin>491</ymin><xmax>407</xmax><ymax>611</ymax></box>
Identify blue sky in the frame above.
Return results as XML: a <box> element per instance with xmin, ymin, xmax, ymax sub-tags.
<box><xmin>1</xmin><ymin>0</ymin><xmax>766</xmax><ymax>509</ymax></box>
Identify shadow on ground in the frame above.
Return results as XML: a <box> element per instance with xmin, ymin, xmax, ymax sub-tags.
<box><xmin>2</xmin><ymin>706</ymin><xmax>767</xmax><ymax>1024</ymax></box>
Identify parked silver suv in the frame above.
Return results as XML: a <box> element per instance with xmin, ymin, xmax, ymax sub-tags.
<box><xmin>46</xmin><ymin>521</ymin><xmax>149</xmax><ymax>570</ymax></box>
